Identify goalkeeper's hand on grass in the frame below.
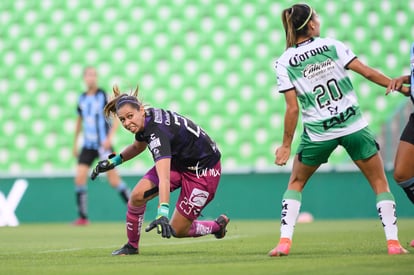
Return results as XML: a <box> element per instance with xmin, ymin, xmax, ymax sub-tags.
<box><xmin>90</xmin><ymin>153</ymin><xmax>122</xmax><ymax>180</ymax></box>
<box><xmin>145</xmin><ymin>203</ymin><xmax>174</xmax><ymax>238</ymax></box>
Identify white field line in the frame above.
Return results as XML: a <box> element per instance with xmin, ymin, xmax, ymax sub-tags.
<box><xmin>37</xmin><ymin>234</ymin><xmax>245</xmax><ymax>254</ymax></box>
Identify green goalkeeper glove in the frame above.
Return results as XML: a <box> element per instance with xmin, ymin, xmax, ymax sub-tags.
<box><xmin>145</xmin><ymin>203</ymin><xmax>174</xmax><ymax>238</ymax></box>
<box><xmin>91</xmin><ymin>154</ymin><xmax>123</xmax><ymax>180</ymax></box>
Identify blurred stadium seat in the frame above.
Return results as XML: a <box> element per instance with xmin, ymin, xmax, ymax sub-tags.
<box><xmin>0</xmin><ymin>0</ymin><xmax>411</xmax><ymax>174</ymax></box>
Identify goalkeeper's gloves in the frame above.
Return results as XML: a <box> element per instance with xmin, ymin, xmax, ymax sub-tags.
<box><xmin>145</xmin><ymin>203</ymin><xmax>174</xmax><ymax>238</ymax></box>
<box><xmin>90</xmin><ymin>153</ymin><xmax>123</xmax><ymax>180</ymax></box>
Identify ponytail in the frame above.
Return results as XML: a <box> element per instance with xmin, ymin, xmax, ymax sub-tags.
<box><xmin>281</xmin><ymin>4</ymin><xmax>314</xmax><ymax>49</ymax></box>
<box><xmin>104</xmin><ymin>85</ymin><xmax>142</xmax><ymax>119</ymax></box>
<box><xmin>282</xmin><ymin>8</ymin><xmax>297</xmax><ymax>49</ymax></box>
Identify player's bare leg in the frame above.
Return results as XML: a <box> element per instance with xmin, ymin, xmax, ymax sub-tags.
<box><xmin>269</xmin><ymin>155</ymin><xmax>319</xmax><ymax>257</ymax></box>
<box><xmin>354</xmin><ymin>153</ymin><xmax>408</xmax><ymax>255</ymax></box>
<box><xmin>393</xmin><ymin>114</ymin><xmax>414</xmax><ymax>252</ymax></box>
<box><xmin>393</xmin><ymin>141</ymin><xmax>414</xmax><ymax>204</ymax></box>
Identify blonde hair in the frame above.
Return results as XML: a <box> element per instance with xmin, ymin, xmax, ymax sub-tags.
<box><xmin>103</xmin><ymin>85</ymin><xmax>142</xmax><ymax>119</ymax></box>
<box><xmin>281</xmin><ymin>4</ymin><xmax>314</xmax><ymax>49</ymax></box>
<box><xmin>83</xmin><ymin>66</ymin><xmax>96</xmax><ymax>76</ymax></box>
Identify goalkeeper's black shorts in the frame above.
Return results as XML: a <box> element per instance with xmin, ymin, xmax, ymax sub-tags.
<box><xmin>400</xmin><ymin>112</ymin><xmax>414</xmax><ymax>145</ymax></box>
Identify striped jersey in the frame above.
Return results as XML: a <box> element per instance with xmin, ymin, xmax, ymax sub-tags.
<box><xmin>275</xmin><ymin>37</ymin><xmax>368</xmax><ymax>141</ymax></box>
<box><xmin>77</xmin><ymin>89</ymin><xmax>110</xmax><ymax>149</ymax></box>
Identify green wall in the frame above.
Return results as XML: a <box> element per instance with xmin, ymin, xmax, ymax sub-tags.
<box><xmin>0</xmin><ymin>171</ymin><xmax>412</xmax><ymax>224</ymax></box>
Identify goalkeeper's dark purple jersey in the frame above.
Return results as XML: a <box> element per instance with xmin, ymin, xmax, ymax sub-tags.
<box><xmin>135</xmin><ymin>108</ymin><xmax>221</xmax><ymax>172</ymax></box>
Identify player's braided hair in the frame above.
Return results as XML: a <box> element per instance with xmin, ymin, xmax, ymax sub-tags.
<box><xmin>103</xmin><ymin>85</ymin><xmax>142</xmax><ymax>119</ymax></box>
<box><xmin>281</xmin><ymin>4</ymin><xmax>314</xmax><ymax>49</ymax></box>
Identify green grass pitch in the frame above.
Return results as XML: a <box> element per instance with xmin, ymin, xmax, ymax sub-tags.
<box><xmin>0</xmin><ymin>219</ymin><xmax>413</xmax><ymax>274</ymax></box>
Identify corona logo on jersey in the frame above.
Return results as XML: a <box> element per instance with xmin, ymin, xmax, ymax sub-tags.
<box><xmin>288</xmin><ymin>45</ymin><xmax>330</xmax><ymax>67</ymax></box>
<box><xmin>0</xmin><ymin>179</ymin><xmax>28</xmax><ymax>227</ymax></box>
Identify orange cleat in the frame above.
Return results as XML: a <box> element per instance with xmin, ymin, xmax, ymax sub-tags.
<box><xmin>72</xmin><ymin>218</ymin><xmax>89</xmax><ymax>226</ymax></box>
<box><xmin>387</xmin><ymin>240</ymin><xmax>409</xmax><ymax>255</ymax></box>
<box><xmin>268</xmin><ymin>238</ymin><xmax>292</xmax><ymax>257</ymax></box>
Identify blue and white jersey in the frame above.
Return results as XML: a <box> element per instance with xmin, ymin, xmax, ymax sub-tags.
<box><xmin>77</xmin><ymin>89</ymin><xmax>109</xmax><ymax>149</ymax></box>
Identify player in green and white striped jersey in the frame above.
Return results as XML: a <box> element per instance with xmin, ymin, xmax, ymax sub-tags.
<box><xmin>276</xmin><ymin>36</ymin><xmax>367</xmax><ymax>141</ymax></box>
<box><xmin>269</xmin><ymin>3</ymin><xmax>408</xmax><ymax>257</ymax></box>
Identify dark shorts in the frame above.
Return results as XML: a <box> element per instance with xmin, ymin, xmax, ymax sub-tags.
<box><xmin>297</xmin><ymin>127</ymin><xmax>379</xmax><ymax>166</ymax></box>
<box><xmin>400</xmin><ymin>113</ymin><xmax>414</xmax><ymax>145</ymax></box>
<box><xmin>143</xmin><ymin>161</ymin><xmax>221</xmax><ymax>221</ymax></box>
<box><xmin>78</xmin><ymin>147</ymin><xmax>114</xmax><ymax>166</ymax></box>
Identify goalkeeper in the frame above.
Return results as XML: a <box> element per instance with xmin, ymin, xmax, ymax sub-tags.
<box><xmin>92</xmin><ymin>85</ymin><xmax>229</xmax><ymax>256</ymax></box>
<box><xmin>387</xmin><ymin>75</ymin><xmax>414</xmax><ymax>205</ymax></box>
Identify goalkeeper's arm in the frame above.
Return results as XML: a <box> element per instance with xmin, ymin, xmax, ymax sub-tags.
<box><xmin>119</xmin><ymin>140</ymin><xmax>147</xmax><ymax>162</ymax></box>
<box><xmin>145</xmin><ymin>158</ymin><xmax>174</xmax><ymax>238</ymax></box>
<box><xmin>154</xmin><ymin>157</ymin><xmax>171</xmax><ymax>210</ymax></box>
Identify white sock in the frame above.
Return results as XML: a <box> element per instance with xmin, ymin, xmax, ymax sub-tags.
<box><xmin>376</xmin><ymin>192</ymin><xmax>398</xmax><ymax>241</ymax></box>
<box><xmin>279</xmin><ymin>190</ymin><xmax>302</xmax><ymax>240</ymax></box>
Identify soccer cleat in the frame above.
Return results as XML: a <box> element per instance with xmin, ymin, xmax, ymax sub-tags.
<box><xmin>268</xmin><ymin>238</ymin><xmax>292</xmax><ymax>257</ymax></box>
<box><xmin>111</xmin><ymin>243</ymin><xmax>139</xmax><ymax>256</ymax></box>
<box><xmin>387</xmin><ymin>240</ymin><xmax>409</xmax><ymax>255</ymax></box>
<box><xmin>72</xmin><ymin>218</ymin><xmax>89</xmax><ymax>226</ymax></box>
<box><xmin>214</xmin><ymin>214</ymin><xmax>230</xmax><ymax>239</ymax></box>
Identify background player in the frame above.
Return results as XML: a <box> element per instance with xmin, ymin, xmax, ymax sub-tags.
<box><xmin>269</xmin><ymin>3</ymin><xmax>408</xmax><ymax>256</ymax></box>
<box><xmin>91</xmin><ymin>85</ymin><xmax>229</xmax><ymax>255</ymax></box>
<box><xmin>387</xmin><ymin>74</ymin><xmax>413</xmax><ymax>204</ymax></box>
<box><xmin>387</xmin><ymin>74</ymin><xmax>413</xmax><ymax>248</ymax></box>
<box><xmin>72</xmin><ymin>67</ymin><xmax>130</xmax><ymax>225</ymax></box>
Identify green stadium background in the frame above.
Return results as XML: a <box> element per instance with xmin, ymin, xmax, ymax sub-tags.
<box><xmin>0</xmin><ymin>0</ymin><xmax>413</xmax><ymax>222</ymax></box>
